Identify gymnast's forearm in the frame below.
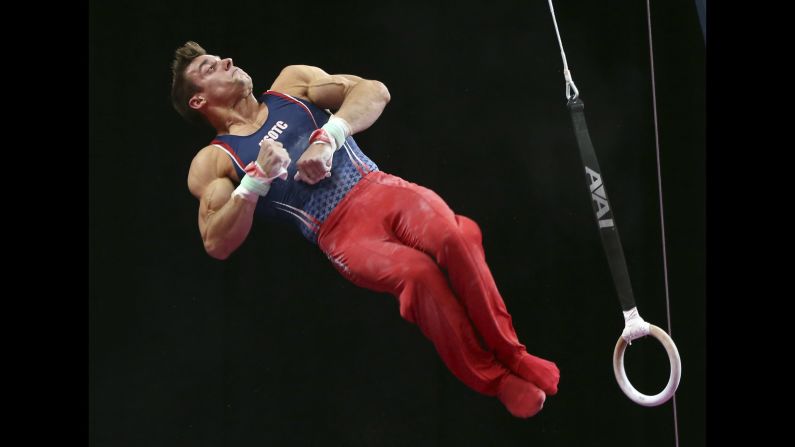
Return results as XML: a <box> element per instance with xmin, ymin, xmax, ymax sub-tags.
<box><xmin>201</xmin><ymin>191</ymin><xmax>257</xmax><ymax>260</ymax></box>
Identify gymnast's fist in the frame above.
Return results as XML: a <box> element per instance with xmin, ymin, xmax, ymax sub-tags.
<box><xmin>257</xmin><ymin>138</ymin><xmax>291</xmax><ymax>180</ymax></box>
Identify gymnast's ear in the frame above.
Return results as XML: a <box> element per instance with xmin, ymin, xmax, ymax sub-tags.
<box><xmin>189</xmin><ymin>95</ymin><xmax>205</xmax><ymax>110</ymax></box>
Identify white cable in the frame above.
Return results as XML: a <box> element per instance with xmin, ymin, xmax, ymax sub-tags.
<box><xmin>547</xmin><ymin>0</ymin><xmax>579</xmax><ymax>100</ymax></box>
<box><xmin>644</xmin><ymin>0</ymin><xmax>680</xmax><ymax>444</ymax></box>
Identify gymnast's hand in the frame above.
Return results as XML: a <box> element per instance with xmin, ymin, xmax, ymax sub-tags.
<box><xmin>257</xmin><ymin>139</ymin><xmax>291</xmax><ymax>181</ymax></box>
<box><xmin>295</xmin><ymin>140</ymin><xmax>334</xmax><ymax>185</ymax></box>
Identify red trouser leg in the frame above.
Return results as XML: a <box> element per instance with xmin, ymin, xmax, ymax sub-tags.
<box><xmin>318</xmin><ymin>172</ymin><xmax>557</xmax><ymax>396</ymax></box>
<box><xmin>339</xmin><ymin>238</ymin><xmax>510</xmax><ymax>395</ymax></box>
<box><xmin>406</xmin><ymin>205</ymin><xmax>559</xmax><ymax>395</ymax></box>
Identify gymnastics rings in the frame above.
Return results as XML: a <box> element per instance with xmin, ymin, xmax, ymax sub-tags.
<box><xmin>612</xmin><ymin>324</ymin><xmax>681</xmax><ymax>406</ymax></box>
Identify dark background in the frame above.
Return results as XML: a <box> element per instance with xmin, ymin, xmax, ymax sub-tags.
<box><xmin>89</xmin><ymin>0</ymin><xmax>705</xmax><ymax>445</ymax></box>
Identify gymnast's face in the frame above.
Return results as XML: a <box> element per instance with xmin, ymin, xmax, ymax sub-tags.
<box><xmin>186</xmin><ymin>54</ymin><xmax>253</xmax><ymax>110</ymax></box>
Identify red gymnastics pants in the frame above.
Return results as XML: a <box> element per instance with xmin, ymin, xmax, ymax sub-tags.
<box><xmin>318</xmin><ymin>171</ymin><xmax>556</xmax><ymax>397</ymax></box>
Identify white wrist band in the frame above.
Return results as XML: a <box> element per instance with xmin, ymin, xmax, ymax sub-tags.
<box><xmin>232</xmin><ymin>173</ymin><xmax>272</xmax><ymax>203</ymax></box>
<box><xmin>322</xmin><ymin>115</ymin><xmax>352</xmax><ymax>150</ymax></box>
<box><xmin>232</xmin><ymin>180</ymin><xmax>270</xmax><ymax>203</ymax></box>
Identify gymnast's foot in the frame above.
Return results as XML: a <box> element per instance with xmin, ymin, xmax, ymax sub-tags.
<box><xmin>496</xmin><ymin>373</ymin><xmax>546</xmax><ymax>418</ymax></box>
<box><xmin>510</xmin><ymin>352</ymin><xmax>560</xmax><ymax>396</ymax></box>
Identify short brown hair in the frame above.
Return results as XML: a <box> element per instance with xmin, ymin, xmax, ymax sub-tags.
<box><xmin>170</xmin><ymin>41</ymin><xmax>207</xmax><ymax>126</ymax></box>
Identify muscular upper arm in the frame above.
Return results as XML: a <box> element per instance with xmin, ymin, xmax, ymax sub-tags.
<box><xmin>188</xmin><ymin>146</ymin><xmax>235</xmax><ymax>239</ymax></box>
<box><xmin>269</xmin><ymin>64</ymin><xmax>364</xmax><ymax>110</ymax></box>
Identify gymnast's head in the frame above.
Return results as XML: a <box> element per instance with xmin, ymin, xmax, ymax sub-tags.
<box><xmin>170</xmin><ymin>41</ymin><xmax>254</xmax><ymax>127</ymax></box>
